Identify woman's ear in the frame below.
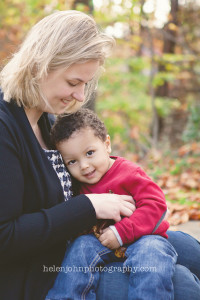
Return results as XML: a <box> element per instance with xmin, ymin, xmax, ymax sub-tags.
<box><xmin>105</xmin><ymin>135</ymin><xmax>112</xmax><ymax>154</ymax></box>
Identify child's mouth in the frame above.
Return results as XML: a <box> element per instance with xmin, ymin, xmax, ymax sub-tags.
<box><xmin>84</xmin><ymin>170</ymin><xmax>96</xmax><ymax>178</ymax></box>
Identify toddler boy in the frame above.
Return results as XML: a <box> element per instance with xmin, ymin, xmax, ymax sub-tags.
<box><xmin>47</xmin><ymin>108</ymin><xmax>177</xmax><ymax>300</ymax></box>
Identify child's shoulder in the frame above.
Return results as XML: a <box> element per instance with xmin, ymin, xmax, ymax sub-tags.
<box><xmin>111</xmin><ymin>155</ymin><xmax>140</xmax><ymax>172</ymax></box>
<box><xmin>112</xmin><ymin>156</ymin><xmax>153</xmax><ymax>183</ymax></box>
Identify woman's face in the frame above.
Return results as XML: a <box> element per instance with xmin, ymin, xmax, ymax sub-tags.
<box><xmin>39</xmin><ymin>60</ymin><xmax>99</xmax><ymax>115</ymax></box>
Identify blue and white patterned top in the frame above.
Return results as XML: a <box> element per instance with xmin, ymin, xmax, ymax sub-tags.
<box><xmin>44</xmin><ymin>149</ymin><xmax>73</xmax><ymax>201</ymax></box>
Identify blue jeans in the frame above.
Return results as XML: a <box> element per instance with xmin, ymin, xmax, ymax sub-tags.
<box><xmin>46</xmin><ymin>235</ymin><xmax>177</xmax><ymax>300</ymax></box>
<box><xmin>96</xmin><ymin>231</ymin><xmax>200</xmax><ymax>300</ymax></box>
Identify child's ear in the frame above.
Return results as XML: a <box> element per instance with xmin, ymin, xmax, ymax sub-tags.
<box><xmin>105</xmin><ymin>135</ymin><xmax>112</xmax><ymax>154</ymax></box>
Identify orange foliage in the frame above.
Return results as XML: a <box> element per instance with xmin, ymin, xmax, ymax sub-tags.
<box><xmin>138</xmin><ymin>143</ymin><xmax>200</xmax><ymax>226</ymax></box>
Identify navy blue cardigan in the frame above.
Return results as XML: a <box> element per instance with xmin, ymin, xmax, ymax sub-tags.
<box><xmin>0</xmin><ymin>92</ymin><xmax>96</xmax><ymax>300</ymax></box>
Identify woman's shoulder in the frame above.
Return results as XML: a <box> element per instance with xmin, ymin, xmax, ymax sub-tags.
<box><xmin>0</xmin><ymin>99</ymin><xmax>15</xmax><ymax>129</ymax></box>
<box><xmin>0</xmin><ymin>91</ymin><xmax>30</xmax><ymax>151</ymax></box>
<box><xmin>0</xmin><ymin>89</ymin><xmax>16</xmax><ymax>120</ymax></box>
<box><xmin>0</xmin><ymin>101</ymin><xmax>21</xmax><ymax>140</ymax></box>
<box><xmin>0</xmin><ymin>88</ymin><xmax>4</xmax><ymax>101</ymax></box>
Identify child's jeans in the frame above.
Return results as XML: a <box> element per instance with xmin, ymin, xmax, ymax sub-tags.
<box><xmin>46</xmin><ymin>234</ymin><xmax>177</xmax><ymax>300</ymax></box>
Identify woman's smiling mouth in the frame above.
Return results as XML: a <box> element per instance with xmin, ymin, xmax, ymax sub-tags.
<box><xmin>61</xmin><ymin>99</ymin><xmax>71</xmax><ymax>105</ymax></box>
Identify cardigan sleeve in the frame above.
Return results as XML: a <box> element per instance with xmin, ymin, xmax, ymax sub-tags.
<box><xmin>114</xmin><ymin>167</ymin><xmax>169</xmax><ymax>244</ymax></box>
<box><xmin>0</xmin><ymin>121</ymin><xmax>96</xmax><ymax>264</ymax></box>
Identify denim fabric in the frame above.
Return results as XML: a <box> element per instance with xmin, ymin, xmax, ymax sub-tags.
<box><xmin>124</xmin><ymin>235</ymin><xmax>177</xmax><ymax>299</ymax></box>
<box><xmin>167</xmin><ymin>231</ymin><xmax>200</xmax><ymax>279</ymax></box>
<box><xmin>96</xmin><ymin>263</ymin><xmax>200</xmax><ymax>300</ymax></box>
<box><xmin>173</xmin><ymin>265</ymin><xmax>200</xmax><ymax>300</ymax></box>
<box><xmin>46</xmin><ymin>234</ymin><xmax>177</xmax><ymax>300</ymax></box>
<box><xmin>96</xmin><ymin>231</ymin><xmax>200</xmax><ymax>300</ymax></box>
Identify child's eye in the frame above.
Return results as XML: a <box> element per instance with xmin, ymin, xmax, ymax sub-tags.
<box><xmin>86</xmin><ymin>150</ymin><xmax>94</xmax><ymax>156</ymax></box>
<box><xmin>68</xmin><ymin>160</ymin><xmax>76</xmax><ymax>165</ymax></box>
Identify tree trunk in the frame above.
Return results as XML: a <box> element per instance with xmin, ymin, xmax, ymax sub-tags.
<box><xmin>157</xmin><ymin>0</ymin><xmax>179</xmax><ymax>97</ymax></box>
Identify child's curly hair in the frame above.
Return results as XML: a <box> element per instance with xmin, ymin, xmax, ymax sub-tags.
<box><xmin>50</xmin><ymin>108</ymin><xmax>107</xmax><ymax>147</ymax></box>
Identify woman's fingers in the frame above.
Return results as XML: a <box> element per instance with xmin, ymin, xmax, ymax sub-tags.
<box><xmin>87</xmin><ymin>193</ymin><xmax>136</xmax><ymax>221</ymax></box>
<box><xmin>119</xmin><ymin>204</ymin><xmax>134</xmax><ymax>218</ymax></box>
<box><xmin>120</xmin><ymin>195</ymin><xmax>135</xmax><ymax>204</ymax></box>
<box><xmin>118</xmin><ymin>195</ymin><xmax>136</xmax><ymax>215</ymax></box>
<box><xmin>111</xmin><ymin>211</ymin><xmax>121</xmax><ymax>222</ymax></box>
<box><xmin>111</xmin><ymin>203</ymin><xmax>134</xmax><ymax>222</ymax></box>
<box><xmin>120</xmin><ymin>198</ymin><xmax>136</xmax><ymax>213</ymax></box>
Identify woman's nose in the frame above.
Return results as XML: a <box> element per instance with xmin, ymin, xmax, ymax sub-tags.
<box><xmin>72</xmin><ymin>85</ymin><xmax>85</xmax><ymax>103</ymax></box>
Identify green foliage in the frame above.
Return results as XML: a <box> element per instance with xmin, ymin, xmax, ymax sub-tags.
<box><xmin>96</xmin><ymin>57</ymin><xmax>151</xmax><ymax>153</ymax></box>
<box><xmin>96</xmin><ymin>55</ymin><xmax>182</xmax><ymax>154</ymax></box>
<box><xmin>165</xmin><ymin>195</ymin><xmax>189</xmax><ymax>205</ymax></box>
<box><xmin>154</xmin><ymin>53</ymin><xmax>197</xmax><ymax>83</ymax></box>
<box><xmin>153</xmin><ymin>72</ymin><xmax>176</xmax><ymax>87</ymax></box>
<box><xmin>170</xmin><ymin>159</ymin><xmax>189</xmax><ymax>175</ymax></box>
<box><xmin>182</xmin><ymin>104</ymin><xmax>200</xmax><ymax>142</ymax></box>
<box><xmin>148</xmin><ymin>167</ymin><xmax>166</xmax><ymax>181</ymax></box>
<box><xmin>1</xmin><ymin>0</ymin><xmax>200</xmax><ymax>159</ymax></box>
<box><xmin>155</xmin><ymin>97</ymin><xmax>180</xmax><ymax>118</ymax></box>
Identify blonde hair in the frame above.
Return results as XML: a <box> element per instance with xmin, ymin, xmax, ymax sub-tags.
<box><xmin>0</xmin><ymin>10</ymin><xmax>115</xmax><ymax>109</ymax></box>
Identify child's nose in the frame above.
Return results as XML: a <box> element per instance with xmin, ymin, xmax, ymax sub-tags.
<box><xmin>80</xmin><ymin>160</ymin><xmax>89</xmax><ymax>170</ymax></box>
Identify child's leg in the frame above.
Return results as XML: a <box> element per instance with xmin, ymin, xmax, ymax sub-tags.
<box><xmin>45</xmin><ymin>234</ymin><xmax>113</xmax><ymax>300</ymax></box>
<box><xmin>124</xmin><ymin>235</ymin><xmax>177</xmax><ymax>300</ymax></box>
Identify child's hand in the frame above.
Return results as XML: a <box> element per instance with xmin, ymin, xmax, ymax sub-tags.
<box><xmin>98</xmin><ymin>227</ymin><xmax>120</xmax><ymax>250</ymax></box>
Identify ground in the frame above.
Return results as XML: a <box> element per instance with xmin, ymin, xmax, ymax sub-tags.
<box><xmin>170</xmin><ymin>221</ymin><xmax>200</xmax><ymax>241</ymax></box>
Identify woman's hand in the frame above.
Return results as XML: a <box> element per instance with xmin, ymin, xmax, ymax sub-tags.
<box><xmin>86</xmin><ymin>193</ymin><xmax>136</xmax><ymax>222</ymax></box>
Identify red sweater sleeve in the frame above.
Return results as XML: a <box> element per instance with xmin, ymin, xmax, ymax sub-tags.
<box><xmin>114</xmin><ymin>167</ymin><xmax>169</xmax><ymax>244</ymax></box>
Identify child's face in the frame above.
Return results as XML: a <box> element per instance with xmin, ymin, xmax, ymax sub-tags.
<box><xmin>57</xmin><ymin>128</ymin><xmax>114</xmax><ymax>184</ymax></box>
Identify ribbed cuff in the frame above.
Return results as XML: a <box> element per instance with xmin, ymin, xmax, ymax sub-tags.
<box><xmin>109</xmin><ymin>225</ymin><xmax>123</xmax><ymax>246</ymax></box>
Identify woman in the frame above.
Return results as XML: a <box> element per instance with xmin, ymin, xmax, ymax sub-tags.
<box><xmin>0</xmin><ymin>10</ymin><xmax>199</xmax><ymax>300</ymax></box>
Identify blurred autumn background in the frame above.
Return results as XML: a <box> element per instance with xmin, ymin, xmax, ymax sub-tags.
<box><xmin>0</xmin><ymin>0</ymin><xmax>200</xmax><ymax>233</ymax></box>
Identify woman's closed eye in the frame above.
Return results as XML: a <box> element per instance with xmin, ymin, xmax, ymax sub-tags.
<box><xmin>68</xmin><ymin>81</ymin><xmax>88</xmax><ymax>87</ymax></box>
<box><xmin>68</xmin><ymin>82</ymin><xmax>78</xmax><ymax>87</ymax></box>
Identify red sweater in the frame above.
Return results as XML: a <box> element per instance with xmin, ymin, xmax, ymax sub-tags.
<box><xmin>80</xmin><ymin>156</ymin><xmax>169</xmax><ymax>244</ymax></box>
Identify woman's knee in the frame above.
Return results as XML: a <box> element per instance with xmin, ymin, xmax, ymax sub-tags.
<box><xmin>168</xmin><ymin>230</ymin><xmax>200</xmax><ymax>252</ymax></box>
<box><xmin>173</xmin><ymin>264</ymin><xmax>200</xmax><ymax>300</ymax></box>
<box><xmin>168</xmin><ymin>230</ymin><xmax>200</xmax><ymax>278</ymax></box>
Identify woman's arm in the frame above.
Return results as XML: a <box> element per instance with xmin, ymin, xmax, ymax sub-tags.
<box><xmin>0</xmin><ymin>122</ymin><xmax>96</xmax><ymax>263</ymax></box>
<box><xmin>0</xmin><ymin>122</ymin><xmax>135</xmax><ymax>264</ymax></box>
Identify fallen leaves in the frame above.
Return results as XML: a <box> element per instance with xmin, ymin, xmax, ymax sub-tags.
<box><xmin>180</xmin><ymin>172</ymin><xmax>199</xmax><ymax>189</ymax></box>
<box><xmin>138</xmin><ymin>142</ymin><xmax>200</xmax><ymax>226</ymax></box>
<box><xmin>167</xmin><ymin>202</ymin><xmax>188</xmax><ymax>225</ymax></box>
<box><xmin>178</xmin><ymin>142</ymin><xmax>199</xmax><ymax>156</ymax></box>
<box><xmin>167</xmin><ymin>202</ymin><xmax>200</xmax><ymax>225</ymax></box>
